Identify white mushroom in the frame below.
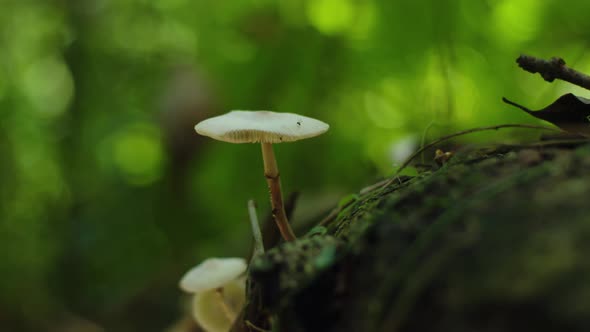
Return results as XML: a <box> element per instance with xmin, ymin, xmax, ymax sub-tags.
<box><xmin>179</xmin><ymin>257</ymin><xmax>247</xmax><ymax>293</ymax></box>
<box><xmin>191</xmin><ymin>277</ymin><xmax>246</xmax><ymax>332</ymax></box>
<box><xmin>179</xmin><ymin>258</ymin><xmax>247</xmax><ymax>332</ymax></box>
<box><xmin>195</xmin><ymin>110</ymin><xmax>329</xmax><ymax>241</ymax></box>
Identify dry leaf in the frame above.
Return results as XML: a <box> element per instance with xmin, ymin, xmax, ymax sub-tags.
<box><xmin>502</xmin><ymin>93</ymin><xmax>590</xmax><ymax>137</ymax></box>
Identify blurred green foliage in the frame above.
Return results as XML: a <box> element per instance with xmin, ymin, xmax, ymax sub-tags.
<box><xmin>1</xmin><ymin>0</ymin><xmax>590</xmax><ymax>331</ymax></box>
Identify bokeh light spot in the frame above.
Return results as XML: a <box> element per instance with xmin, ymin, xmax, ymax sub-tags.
<box><xmin>306</xmin><ymin>0</ymin><xmax>354</xmax><ymax>35</ymax></box>
<box><xmin>21</xmin><ymin>56</ymin><xmax>74</xmax><ymax>118</ymax></box>
<box><xmin>112</xmin><ymin>124</ymin><xmax>165</xmax><ymax>186</ymax></box>
<box><xmin>492</xmin><ymin>0</ymin><xmax>541</xmax><ymax>44</ymax></box>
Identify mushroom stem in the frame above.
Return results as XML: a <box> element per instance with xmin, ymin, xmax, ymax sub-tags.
<box><xmin>214</xmin><ymin>288</ymin><xmax>236</xmax><ymax>322</ymax></box>
<box><xmin>260</xmin><ymin>143</ymin><xmax>297</xmax><ymax>242</ymax></box>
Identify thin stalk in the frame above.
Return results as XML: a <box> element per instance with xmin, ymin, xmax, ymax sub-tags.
<box><xmin>248</xmin><ymin>200</ymin><xmax>265</xmax><ymax>255</ymax></box>
<box><xmin>214</xmin><ymin>288</ymin><xmax>236</xmax><ymax>322</ymax></box>
<box><xmin>260</xmin><ymin>143</ymin><xmax>296</xmax><ymax>242</ymax></box>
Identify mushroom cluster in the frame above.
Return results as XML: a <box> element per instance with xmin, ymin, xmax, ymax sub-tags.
<box><xmin>181</xmin><ymin>110</ymin><xmax>329</xmax><ymax>331</ymax></box>
<box><xmin>195</xmin><ymin>110</ymin><xmax>329</xmax><ymax>241</ymax></box>
<box><xmin>179</xmin><ymin>258</ymin><xmax>247</xmax><ymax>332</ymax></box>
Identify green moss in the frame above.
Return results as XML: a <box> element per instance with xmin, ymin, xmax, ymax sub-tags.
<box><xmin>243</xmin><ymin>142</ymin><xmax>590</xmax><ymax>332</ymax></box>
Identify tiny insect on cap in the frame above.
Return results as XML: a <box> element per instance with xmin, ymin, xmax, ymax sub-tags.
<box><xmin>194</xmin><ymin>110</ymin><xmax>329</xmax><ymax>143</ymax></box>
<box><xmin>179</xmin><ymin>257</ymin><xmax>247</xmax><ymax>293</ymax></box>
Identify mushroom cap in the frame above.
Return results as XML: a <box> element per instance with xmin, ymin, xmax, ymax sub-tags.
<box><xmin>179</xmin><ymin>257</ymin><xmax>247</xmax><ymax>293</ymax></box>
<box><xmin>194</xmin><ymin>110</ymin><xmax>329</xmax><ymax>143</ymax></box>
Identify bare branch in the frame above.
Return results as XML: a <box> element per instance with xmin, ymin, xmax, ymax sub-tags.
<box><xmin>517</xmin><ymin>54</ymin><xmax>590</xmax><ymax>91</ymax></box>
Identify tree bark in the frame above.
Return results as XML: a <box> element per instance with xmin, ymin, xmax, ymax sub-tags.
<box><xmin>240</xmin><ymin>140</ymin><xmax>590</xmax><ymax>332</ymax></box>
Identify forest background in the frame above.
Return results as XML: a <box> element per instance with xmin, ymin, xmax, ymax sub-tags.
<box><xmin>2</xmin><ymin>0</ymin><xmax>590</xmax><ymax>331</ymax></box>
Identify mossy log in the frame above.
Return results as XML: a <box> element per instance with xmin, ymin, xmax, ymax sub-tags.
<box><xmin>236</xmin><ymin>140</ymin><xmax>590</xmax><ymax>332</ymax></box>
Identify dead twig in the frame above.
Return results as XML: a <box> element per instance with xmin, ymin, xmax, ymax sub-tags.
<box><xmin>318</xmin><ymin>204</ymin><xmax>346</xmax><ymax>227</ymax></box>
<box><xmin>501</xmin><ymin>97</ymin><xmax>533</xmax><ymax>113</ymax></box>
<box><xmin>318</xmin><ymin>176</ymin><xmax>413</xmax><ymax>227</ymax></box>
<box><xmin>319</xmin><ymin>124</ymin><xmax>561</xmax><ymax>228</ymax></box>
<box><xmin>379</xmin><ymin>124</ymin><xmax>561</xmax><ymax>190</ymax></box>
<box><xmin>517</xmin><ymin>54</ymin><xmax>590</xmax><ymax>91</ymax></box>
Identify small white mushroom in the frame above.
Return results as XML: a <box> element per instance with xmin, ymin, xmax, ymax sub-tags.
<box><xmin>191</xmin><ymin>277</ymin><xmax>246</xmax><ymax>332</ymax></box>
<box><xmin>195</xmin><ymin>110</ymin><xmax>329</xmax><ymax>241</ymax></box>
<box><xmin>179</xmin><ymin>257</ymin><xmax>247</xmax><ymax>293</ymax></box>
<box><xmin>179</xmin><ymin>258</ymin><xmax>247</xmax><ymax>332</ymax></box>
